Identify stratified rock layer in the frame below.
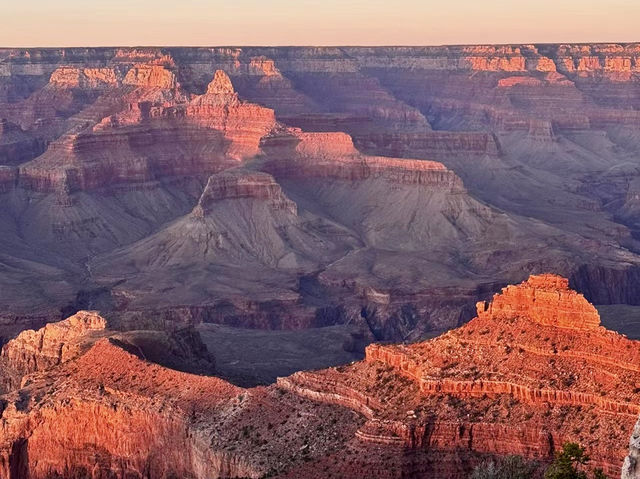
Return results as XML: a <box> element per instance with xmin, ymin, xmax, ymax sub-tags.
<box><xmin>1</xmin><ymin>275</ymin><xmax>636</xmax><ymax>478</ymax></box>
<box><xmin>1</xmin><ymin>311</ymin><xmax>107</xmax><ymax>382</ymax></box>
<box><xmin>0</xmin><ymin>315</ymin><xmax>361</xmax><ymax>479</ymax></box>
<box><xmin>276</xmin><ymin>274</ymin><xmax>640</xmax><ymax>478</ymax></box>
<box><xmin>1</xmin><ymin>45</ymin><xmax>640</xmax><ymax>351</ymax></box>
<box><xmin>476</xmin><ymin>274</ymin><xmax>601</xmax><ymax>330</ymax></box>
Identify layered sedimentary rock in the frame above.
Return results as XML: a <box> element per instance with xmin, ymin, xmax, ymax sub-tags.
<box><xmin>476</xmin><ymin>274</ymin><xmax>601</xmax><ymax>330</ymax></box>
<box><xmin>122</xmin><ymin>64</ymin><xmax>178</xmax><ymax>89</ymax></box>
<box><xmin>1</xmin><ymin>275</ymin><xmax>635</xmax><ymax>478</ymax></box>
<box><xmin>0</xmin><ymin>315</ymin><xmax>361</xmax><ymax>479</ymax></box>
<box><xmin>86</xmin><ymin>124</ymin><xmax>573</xmax><ymax>337</ymax></box>
<box><xmin>1</xmin><ymin>310</ymin><xmax>107</xmax><ymax>381</ymax></box>
<box><xmin>193</xmin><ymin>170</ymin><xmax>297</xmax><ymax>217</ymax></box>
<box><xmin>18</xmin><ymin>70</ymin><xmax>275</xmax><ymax>192</ymax></box>
<box><xmin>0</xmin><ymin>310</ymin><xmax>216</xmax><ymax>393</ymax></box>
<box><xmin>261</xmin><ymin>128</ymin><xmax>460</xmax><ymax>187</ymax></box>
<box><xmin>49</xmin><ymin>66</ymin><xmax>122</xmax><ymax>89</ymax></box>
<box><xmin>276</xmin><ymin>275</ymin><xmax>640</xmax><ymax>478</ymax></box>
<box><xmin>0</xmin><ymin>45</ymin><xmax>640</xmax><ymax>343</ymax></box>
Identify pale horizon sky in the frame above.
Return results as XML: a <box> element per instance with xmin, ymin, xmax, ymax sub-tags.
<box><xmin>1</xmin><ymin>0</ymin><xmax>639</xmax><ymax>47</ymax></box>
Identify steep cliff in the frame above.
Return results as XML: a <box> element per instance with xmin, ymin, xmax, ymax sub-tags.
<box><xmin>1</xmin><ymin>275</ymin><xmax>634</xmax><ymax>479</ymax></box>
<box><xmin>1</xmin><ymin>310</ymin><xmax>107</xmax><ymax>382</ymax></box>
<box><xmin>278</xmin><ymin>274</ymin><xmax>640</xmax><ymax>478</ymax></box>
<box><xmin>623</xmin><ymin>418</ymin><xmax>640</xmax><ymax>479</ymax></box>
<box><xmin>0</xmin><ymin>45</ymin><xmax>640</xmax><ymax>342</ymax></box>
<box><xmin>18</xmin><ymin>70</ymin><xmax>275</xmax><ymax>193</ymax></box>
<box><xmin>0</xmin><ymin>316</ymin><xmax>362</xmax><ymax>479</ymax></box>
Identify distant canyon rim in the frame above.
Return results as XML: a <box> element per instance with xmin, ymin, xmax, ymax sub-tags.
<box><xmin>1</xmin><ymin>43</ymin><xmax>640</xmax><ymax>477</ymax></box>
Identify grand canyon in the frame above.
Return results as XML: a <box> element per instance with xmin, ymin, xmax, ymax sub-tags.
<box><xmin>1</xmin><ymin>44</ymin><xmax>640</xmax><ymax>478</ymax></box>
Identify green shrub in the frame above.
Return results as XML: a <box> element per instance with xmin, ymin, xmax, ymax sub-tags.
<box><xmin>544</xmin><ymin>442</ymin><xmax>606</xmax><ymax>479</ymax></box>
<box><xmin>471</xmin><ymin>455</ymin><xmax>537</xmax><ymax>479</ymax></box>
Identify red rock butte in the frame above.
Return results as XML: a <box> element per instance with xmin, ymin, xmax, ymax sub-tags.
<box><xmin>476</xmin><ymin>274</ymin><xmax>601</xmax><ymax>330</ymax></box>
<box><xmin>0</xmin><ymin>274</ymin><xmax>639</xmax><ymax>478</ymax></box>
<box><xmin>279</xmin><ymin>274</ymin><xmax>640</xmax><ymax>477</ymax></box>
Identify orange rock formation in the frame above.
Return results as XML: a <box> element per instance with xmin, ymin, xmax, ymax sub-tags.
<box><xmin>277</xmin><ymin>274</ymin><xmax>640</xmax><ymax>478</ymax></box>
<box><xmin>0</xmin><ymin>275</ymin><xmax>637</xmax><ymax>478</ymax></box>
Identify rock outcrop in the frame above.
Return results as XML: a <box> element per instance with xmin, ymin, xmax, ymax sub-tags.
<box><xmin>17</xmin><ymin>70</ymin><xmax>275</xmax><ymax>192</ymax></box>
<box><xmin>475</xmin><ymin>274</ymin><xmax>601</xmax><ymax>330</ymax></box>
<box><xmin>1</xmin><ymin>310</ymin><xmax>107</xmax><ymax>383</ymax></box>
<box><xmin>623</xmin><ymin>418</ymin><xmax>640</xmax><ymax>479</ymax></box>
<box><xmin>122</xmin><ymin>64</ymin><xmax>178</xmax><ymax>89</ymax></box>
<box><xmin>261</xmin><ymin>129</ymin><xmax>462</xmax><ymax>188</ymax></box>
<box><xmin>0</xmin><ymin>314</ymin><xmax>361</xmax><ymax>479</ymax></box>
<box><xmin>1</xmin><ymin>275</ymin><xmax>634</xmax><ymax>479</ymax></box>
<box><xmin>277</xmin><ymin>275</ymin><xmax>640</xmax><ymax>478</ymax></box>
<box><xmin>193</xmin><ymin>170</ymin><xmax>297</xmax><ymax>217</ymax></box>
<box><xmin>49</xmin><ymin>66</ymin><xmax>122</xmax><ymax>89</ymax></box>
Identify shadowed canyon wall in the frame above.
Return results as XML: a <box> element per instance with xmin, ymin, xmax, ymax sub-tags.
<box><xmin>1</xmin><ymin>45</ymin><xmax>640</xmax><ymax>346</ymax></box>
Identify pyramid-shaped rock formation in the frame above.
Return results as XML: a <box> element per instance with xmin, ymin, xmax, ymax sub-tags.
<box><xmin>279</xmin><ymin>274</ymin><xmax>640</xmax><ymax>477</ymax></box>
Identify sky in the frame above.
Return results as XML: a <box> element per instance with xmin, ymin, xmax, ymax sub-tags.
<box><xmin>1</xmin><ymin>0</ymin><xmax>639</xmax><ymax>47</ymax></box>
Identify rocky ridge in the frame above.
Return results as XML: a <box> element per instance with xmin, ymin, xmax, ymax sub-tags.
<box><xmin>1</xmin><ymin>45</ymin><xmax>640</xmax><ymax>347</ymax></box>
<box><xmin>0</xmin><ymin>275</ymin><xmax>637</xmax><ymax>478</ymax></box>
<box><xmin>276</xmin><ymin>274</ymin><xmax>640</xmax><ymax>478</ymax></box>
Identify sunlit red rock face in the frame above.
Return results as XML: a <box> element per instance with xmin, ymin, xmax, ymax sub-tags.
<box><xmin>1</xmin><ymin>275</ymin><xmax>637</xmax><ymax>478</ymax></box>
<box><xmin>0</xmin><ymin>310</ymin><xmax>106</xmax><ymax>383</ymax></box>
<box><xmin>0</xmin><ymin>314</ymin><xmax>363</xmax><ymax>479</ymax></box>
<box><xmin>18</xmin><ymin>69</ymin><xmax>275</xmax><ymax>193</ymax></box>
<box><xmin>277</xmin><ymin>274</ymin><xmax>640</xmax><ymax>478</ymax></box>
<box><xmin>1</xmin><ymin>46</ymin><xmax>640</xmax><ymax>343</ymax></box>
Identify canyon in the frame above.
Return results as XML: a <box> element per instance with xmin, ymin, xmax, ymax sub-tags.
<box><xmin>1</xmin><ymin>45</ymin><xmax>640</xmax><ymax>343</ymax></box>
<box><xmin>1</xmin><ymin>45</ymin><xmax>640</xmax><ymax>477</ymax></box>
<box><xmin>0</xmin><ymin>274</ymin><xmax>638</xmax><ymax>478</ymax></box>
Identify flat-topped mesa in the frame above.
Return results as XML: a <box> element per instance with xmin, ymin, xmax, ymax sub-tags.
<box><xmin>476</xmin><ymin>273</ymin><xmax>601</xmax><ymax>330</ymax></box>
<box><xmin>262</xmin><ymin>129</ymin><xmax>462</xmax><ymax>189</ymax></box>
<box><xmin>353</xmin><ymin>130</ymin><xmax>501</xmax><ymax>160</ymax></box>
<box><xmin>555</xmin><ymin>44</ymin><xmax>640</xmax><ymax>77</ymax></box>
<box><xmin>112</xmin><ymin>48</ymin><xmax>177</xmax><ymax>66</ymax></box>
<box><xmin>193</xmin><ymin>170</ymin><xmax>297</xmax><ymax>217</ymax></box>
<box><xmin>49</xmin><ymin>66</ymin><xmax>122</xmax><ymax>89</ymax></box>
<box><xmin>292</xmin><ymin>131</ymin><xmax>359</xmax><ymax>157</ymax></box>
<box><xmin>1</xmin><ymin>311</ymin><xmax>107</xmax><ymax>380</ymax></box>
<box><xmin>123</xmin><ymin>64</ymin><xmax>178</xmax><ymax>89</ymax></box>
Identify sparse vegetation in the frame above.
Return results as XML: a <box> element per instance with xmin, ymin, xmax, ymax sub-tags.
<box><xmin>470</xmin><ymin>455</ymin><xmax>537</xmax><ymax>479</ymax></box>
<box><xmin>470</xmin><ymin>444</ymin><xmax>607</xmax><ymax>479</ymax></box>
<box><xmin>544</xmin><ymin>442</ymin><xmax>606</xmax><ymax>479</ymax></box>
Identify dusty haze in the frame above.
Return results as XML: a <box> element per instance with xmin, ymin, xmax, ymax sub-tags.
<box><xmin>2</xmin><ymin>0</ymin><xmax>640</xmax><ymax>46</ymax></box>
